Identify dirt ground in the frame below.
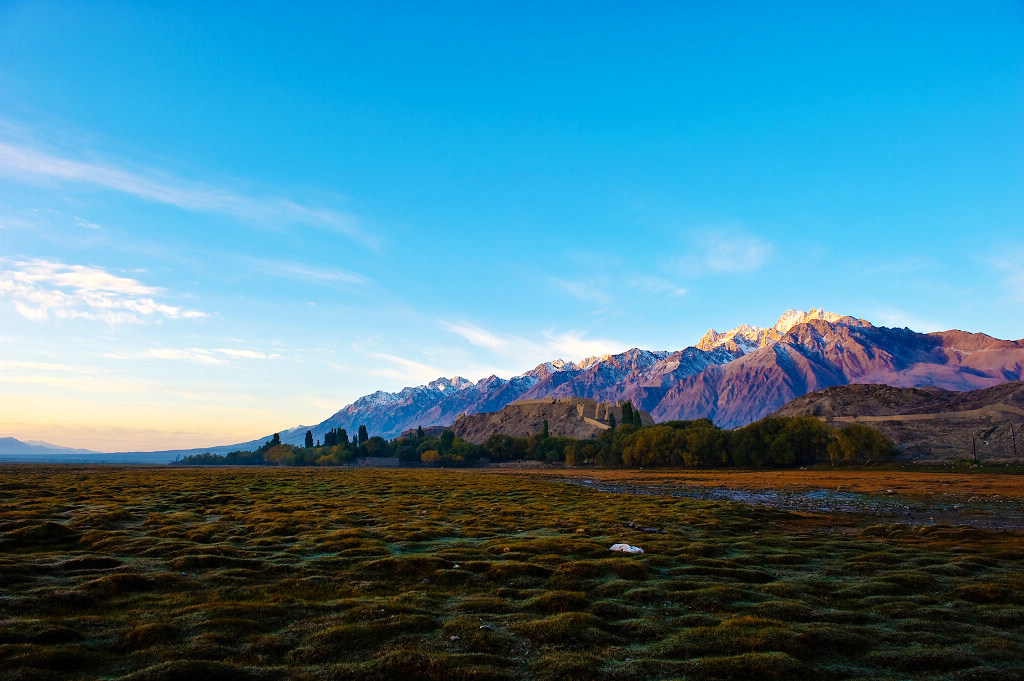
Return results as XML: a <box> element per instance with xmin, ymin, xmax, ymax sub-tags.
<box><xmin>498</xmin><ymin>467</ymin><xmax>1024</xmax><ymax>531</ymax></box>
<box><xmin>532</xmin><ymin>467</ymin><xmax>1024</xmax><ymax>499</ymax></box>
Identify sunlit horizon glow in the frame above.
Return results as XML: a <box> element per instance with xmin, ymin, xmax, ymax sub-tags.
<box><xmin>0</xmin><ymin>2</ymin><xmax>1021</xmax><ymax>452</ymax></box>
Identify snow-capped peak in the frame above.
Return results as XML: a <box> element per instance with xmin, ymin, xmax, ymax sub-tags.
<box><xmin>773</xmin><ymin>308</ymin><xmax>843</xmax><ymax>334</ymax></box>
<box><xmin>697</xmin><ymin>309</ymin><xmax>846</xmax><ymax>354</ymax></box>
<box><xmin>576</xmin><ymin>354</ymin><xmax>611</xmax><ymax>370</ymax></box>
<box><xmin>426</xmin><ymin>376</ymin><xmax>474</xmax><ymax>393</ymax></box>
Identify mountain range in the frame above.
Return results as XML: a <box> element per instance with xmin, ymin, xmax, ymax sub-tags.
<box><xmin>277</xmin><ymin>309</ymin><xmax>1024</xmax><ymax>445</ymax></box>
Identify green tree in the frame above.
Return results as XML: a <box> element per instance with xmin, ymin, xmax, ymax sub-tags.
<box><xmin>358</xmin><ymin>424</ymin><xmax>368</xmax><ymax>445</ymax></box>
<box><xmin>609</xmin><ymin>413</ymin><xmax>616</xmax><ymax>431</ymax></box>
<box><xmin>363</xmin><ymin>436</ymin><xmax>388</xmax><ymax>457</ymax></box>
<box><xmin>828</xmin><ymin>423</ymin><xmax>896</xmax><ymax>465</ymax></box>
<box><xmin>542</xmin><ymin>419</ymin><xmax>549</xmax><ymax>439</ymax></box>
<box><xmin>417</xmin><ymin>425</ymin><xmax>424</xmax><ymax>439</ymax></box>
<box><xmin>304</xmin><ymin>430</ymin><xmax>314</xmax><ymax>448</ymax></box>
<box><xmin>622</xmin><ymin>402</ymin><xmax>634</xmax><ymax>427</ymax></box>
<box><xmin>482</xmin><ymin>434</ymin><xmax>528</xmax><ymax>461</ymax></box>
<box><xmin>440</xmin><ymin>429</ymin><xmax>455</xmax><ymax>453</ymax></box>
<box><xmin>633</xmin><ymin>408</ymin><xmax>643</xmax><ymax>429</ymax></box>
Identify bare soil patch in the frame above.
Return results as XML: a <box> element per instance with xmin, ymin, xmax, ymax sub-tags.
<box><xmin>525</xmin><ymin>468</ymin><xmax>1024</xmax><ymax>531</ymax></box>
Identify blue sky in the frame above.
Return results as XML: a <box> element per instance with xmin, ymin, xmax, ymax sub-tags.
<box><xmin>0</xmin><ymin>1</ymin><xmax>1021</xmax><ymax>451</ymax></box>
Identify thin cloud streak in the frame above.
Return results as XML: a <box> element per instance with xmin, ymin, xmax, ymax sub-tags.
<box><xmin>0</xmin><ymin>373</ymin><xmax>149</xmax><ymax>394</ymax></box>
<box><xmin>674</xmin><ymin>230</ymin><xmax>774</xmax><ymax>277</ymax></box>
<box><xmin>104</xmin><ymin>347</ymin><xmax>281</xmax><ymax>364</ymax></box>
<box><xmin>992</xmin><ymin>252</ymin><xmax>1024</xmax><ymax>305</ymax></box>
<box><xmin>441</xmin><ymin>319</ymin><xmax>626</xmax><ymax>368</ymax></box>
<box><xmin>550</xmin><ymin>277</ymin><xmax>613</xmax><ymax>305</ymax></box>
<box><xmin>365</xmin><ymin>351</ymin><xmax>449</xmax><ymax>385</ymax></box>
<box><xmin>0</xmin><ymin>359</ymin><xmax>80</xmax><ymax>372</ymax></box>
<box><xmin>243</xmin><ymin>257</ymin><xmax>370</xmax><ymax>288</ymax></box>
<box><xmin>0</xmin><ymin>140</ymin><xmax>375</xmax><ymax>248</ymax></box>
<box><xmin>438</xmin><ymin>321</ymin><xmax>511</xmax><ymax>353</ymax></box>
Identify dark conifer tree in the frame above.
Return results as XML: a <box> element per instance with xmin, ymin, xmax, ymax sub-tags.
<box><xmin>304</xmin><ymin>430</ymin><xmax>314</xmax><ymax>448</ymax></box>
<box><xmin>609</xmin><ymin>413</ymin><xmax>616</xmax><ymax>430</ymax></box>
<box><xmin>358</xmin><ymin>424</ymin><xmax>368</xmax><ymax>444</ymax></box>
<box><xmin>633</xmin><ymin>409</ymin><xmax>642</xmax><ymax>428</ymax></box>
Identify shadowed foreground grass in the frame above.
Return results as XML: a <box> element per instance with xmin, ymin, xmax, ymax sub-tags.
<box><xmin>0</xmin><ymin>465</ymin><xmax>1021</xmax><ymax>680</ymax></box>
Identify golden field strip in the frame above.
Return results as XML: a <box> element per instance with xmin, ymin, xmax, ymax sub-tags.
<box><xmin>0</xmin><ymin>465</ymin><xmax>1022</xmax><ymax>680</ymax></box>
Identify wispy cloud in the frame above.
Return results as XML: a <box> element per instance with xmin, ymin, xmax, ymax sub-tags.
<box><xmin>441</xmin><ymin>319</ymin><xmax>625</xmax><ymax>367</ymax></box>
<box><xmin>869</xmin><ymin>308</ymin><xmax>948</xmax><ymax>333</ymax></box>
<box><xmin>628</xmin><ymin>275</ymin><xmax>688</xmax><ymax>297</ymax></box>
<box><xmin>541</xmin><ymin>330</ymin><xmax>623</xmax><ymax>360</ymax></box>
<box><xmin>992</xmin><ymin>252</ymin><xmax>1024</xmax><ymax>304</ymax></box>
<box><xmin>550</xmin><ymin>277</ymin><xmax>614</xmax><ymax>305</ymax></box>
<box><xmin>365</xmin><ymin>351</ymin><xmax>449</xmax><ymax>384</ymax></box>
<box><xmin>0</xmin><ymin>360</ymin><xmax>146</xmax><ymax>394</ymax></box>
<box><xmin>439</xmin><ymin>321</ymin><xmax>513</xmax><ymax>353</ymax></box>
<box><xmin>243</xmin><ymin>257</ymin><xmax>370</xmax><ymax>287</ymax></box>
<box><xmin>105</xmin><ymin>347</ymin><xmax>281</xmax><ymax>365</ymax></box>
<box><xmin>73</xmin><ymin>216</ymin><xmax>101</xmax><ymax>230</ymax></box>
<box><xmin>674</xmin><ymin>229</ymin><xmax>773</xmax><ymax>276</ymax></box>
<box><xmin>0</xmin><ymin>259</ymin><xmax>207</xmax><ymax>324</ymax></box>
<box><xmin>0</xmin><ymin>140</ymin><xmax>374</xmax><ymax>248</ymax></box>
<box><xmin>0</xmin><ymin>359</ymin><xmax>79</xmax><ymax>372</ymax></box>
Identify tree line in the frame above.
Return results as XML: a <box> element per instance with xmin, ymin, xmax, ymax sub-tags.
<box><xmin>177</xmin><ymin>408</ymin><xmax>895</xmax><ymax>468</ymax></box>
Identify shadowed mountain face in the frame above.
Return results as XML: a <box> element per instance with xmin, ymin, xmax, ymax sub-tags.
<box><xmin>281</xmin><ymin>311</ymin><xmax>1024</xmax><ymax>444</ymax></box>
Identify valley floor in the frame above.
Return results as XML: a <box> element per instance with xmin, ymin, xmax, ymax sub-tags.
<box><xmin>0</xmin><ymin>465</ymin><xmax>1021</xmax><ymax>680</ymax></box>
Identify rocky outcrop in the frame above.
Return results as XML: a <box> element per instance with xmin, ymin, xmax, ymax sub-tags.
<box><xmin>771</xmin><ymin>381</ymin><xmax>1024</xmax><ymax>461</ymax></box>
<box><xmin>449</xmin><ymin>397</ymin><xmax>654</xmax><ymax>444</ymax></box>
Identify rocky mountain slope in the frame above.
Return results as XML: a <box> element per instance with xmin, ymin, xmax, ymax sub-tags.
<box><xmin>771</xmin><ymin>382</ymin><xmax>1024</xmax><ymax>461</ymax></box>
<box><xmin>277</xmin><ymin>309</ymin><xmax>1024</xmax><ymax>445</ymax></box>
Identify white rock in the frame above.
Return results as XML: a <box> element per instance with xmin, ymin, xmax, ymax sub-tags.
<box><xmin>610</xmin><ymin>543</ymin><xmax>644</xmax><ymax>554</ymax></box>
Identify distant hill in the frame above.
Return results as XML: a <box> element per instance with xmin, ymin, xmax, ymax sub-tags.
<box><xmin>449</xmin><ymin>397</ymin><xmax>654</xmax><ymax>444</ymax></box>
<box><xmin>0</xmin><ymin>437</ymin><xmax>97</xmax><ymax>456</ymax></box>
<box><xmin>771</xmin><ymin>382</ymin><xmax>1024</xmax><ymax>462</ymax></box>
<box><xmin>0</xmin><ymin>437</ymin><xmax>176</xmax><ymax>463</ymax></box>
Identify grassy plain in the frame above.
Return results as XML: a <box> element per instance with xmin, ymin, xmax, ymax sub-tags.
<box><xmin>0</xmin><ymin>464</ymin><xmax>1022</xmax><ymax>680</ymax></box>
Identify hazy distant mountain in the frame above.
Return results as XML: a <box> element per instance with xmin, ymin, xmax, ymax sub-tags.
<box><xmin>0</xmin><ymin>437</ymin><xmax>97</xmax><ymax>456</ymax></box>
<box><xmin>264</xmin><ymin>309</ymin><xmax>1024</xmax><ymax>445</ymax></box>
